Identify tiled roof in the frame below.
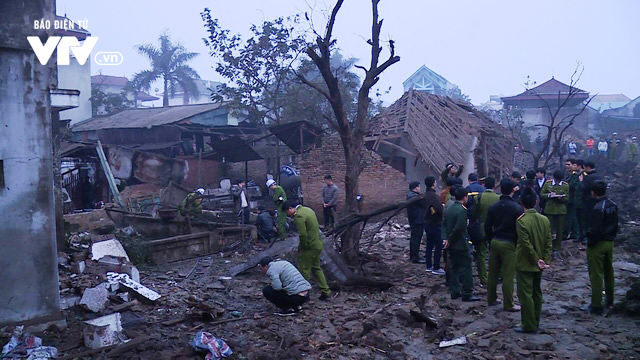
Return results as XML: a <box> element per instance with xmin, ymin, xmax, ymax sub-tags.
<box><xmin>502</xmin><ymin>78</ymin><xmax>589</xmax><ymax>102</ymax></box>
<box><xmin>91</xmin><ymin>75</ymin><xmax>128</xmax><ymax>87</ymax></box>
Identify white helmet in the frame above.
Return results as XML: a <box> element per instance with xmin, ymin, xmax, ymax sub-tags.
<box><xmin>196</xmin><ymin>188</ymin><xmax>205</xmax><ymax>195</ymax></box>
<box><xmin>266</xmin><ymin>179</ymin><xmax>276</xmax><ymax>187</ymax></box>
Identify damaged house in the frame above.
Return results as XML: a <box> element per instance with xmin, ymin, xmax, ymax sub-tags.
<box><xmin>366</xmin><ymin>89</ymin><xmax>514</xmax><ymax>185</ymax></box>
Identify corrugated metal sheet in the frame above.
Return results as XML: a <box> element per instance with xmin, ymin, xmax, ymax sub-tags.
<box><xmin>73</xmin><ymin>103</ymin><xmax>227</xmax><ymax>132</ymax></box>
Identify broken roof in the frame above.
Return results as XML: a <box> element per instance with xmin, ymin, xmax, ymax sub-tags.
<box><xmin>205</xmin><ymin>137</ymin><xmax>263</xmax><ymax>162</ymax></box>
<box><xmin>72</xmin><ymin>103</ymin><xmax>227</xmax><ymax>132</ymax></box>
<box><xmin>368</xmin><ymin>90</ymin><xmax>512</xmax><ymax>174</ymax></box>
<box><xmin>269</xmin><ymin>121</ymin><xmax>322</xmax><ymax>154</ymax></box>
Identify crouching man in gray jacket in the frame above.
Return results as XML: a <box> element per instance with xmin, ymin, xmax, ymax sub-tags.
<box><xmin>260</xmin><ymin>256</ymin><xmax>311</xmax><ymax>316</ymax></box>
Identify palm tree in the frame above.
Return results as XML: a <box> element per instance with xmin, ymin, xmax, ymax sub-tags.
<box><xmin>132</xmin><ymin>32</ymin><xmax>200</xmax><ymax>107</ymax></box>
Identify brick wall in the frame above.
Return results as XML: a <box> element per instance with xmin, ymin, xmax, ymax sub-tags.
<box><xmin>183</xmin><ymin>158</ymin><xmax>221</xmax><ymax>189</ymax></box>
<box><xmin>300</xmin><ymin>134</ymin><xmax>408</xmax><ymax>222</ymax></box>
<box><xmin>226</xmin><ymin>159</ymin><xmax>268</xmax><ymax>188</ymax></box>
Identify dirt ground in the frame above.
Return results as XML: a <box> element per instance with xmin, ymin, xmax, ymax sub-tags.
<box><xmin>32</xmin><ymin>218</ymin><xmax>640</xmax><ymax>360</ymax></box>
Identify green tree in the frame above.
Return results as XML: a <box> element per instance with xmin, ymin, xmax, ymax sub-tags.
<box><xmin>131</xmin><ymin>32</ymin><xmax>200</xmax><ymax>107</ymax></box>
<box><xmin>201</xmin><ymin>11</ymin><xmax>305</xmax><ymax>125</ymax></box>
<box><xmin>446</xmin><ymin>85</ymin><xmax>471</xmax><ymax>103</ymax></box>
<box><xmin>284</xmin><ymin>53</ymin><xmax>360</xmax><ymax>130</ymax></box>
<box><xmin>90</xmin><ymin>83</ymin><xmax>133</xmax><ymax>116</ymax></box>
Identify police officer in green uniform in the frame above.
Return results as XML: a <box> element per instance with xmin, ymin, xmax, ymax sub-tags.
<box><xmin>267</xmin><ymin>179</ymin><xmax>287</xmax><ymax>240</ymax></box>
<box><xmin>582</xmin><ymin>180</ymin><xmax>618</xmax><ymax>315</ymax></box>
<box><xmin>471</xmin><ymin>176</ymin><xmax>500</xmax><ymax>286</ymax></box>
<box><xmin>541</xmin><ymin>170</ymin><xmax>569</xmax><ymax>250</ymax></box>
<box><xmin>563</xmin><ymin>159</ymin><xmax>580</xmax><ymax>240</ymax></box>
<box><xmin>178</xmin><ymin>188</ymin><xmax>204</xmax><ymax>234</ymax></box>
<box><xmin>282</xmin><ymin>201</ymin><xmax>332</xmax><ymax>301</ymax></box>
<box><xmin>443</xmin><ymin>188</ymin><xmax>480</xmax><ymax>302</ymax></box>
<box><xmin>514</xmin><ymin>188</ymin><xmax>553</xmax><ymax>333</ymax></box>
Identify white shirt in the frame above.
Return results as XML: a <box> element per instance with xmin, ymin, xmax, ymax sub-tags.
<box><xmin>598</xmin><ymin>141</ymin><xmax>608</xmax><ymax>152</ymax></box>
<box><xmin>537</xmin><ymin>178</ymin><xmax>545</xmax><ymax>189</ymax></box>
<box><xmin>240</xmin><ymin>191</ymin><xmax>248</xmax><ymax>208</ymax></box>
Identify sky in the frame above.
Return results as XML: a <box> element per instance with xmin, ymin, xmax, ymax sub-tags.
<box><xmin>58</xmin><ymin>0</ymin><xmax>640</xmax><ymax>105</ymax></box>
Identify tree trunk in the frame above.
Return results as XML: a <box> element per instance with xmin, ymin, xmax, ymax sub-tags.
<box><xmin>340</xmin><ymin>134</ymin><xmax>363</xmax><ymax>265</ymax></box>
<box><xmin>163</xmin><ymin>78</ymin><xmax>169</xmax><ymax>107</ymax></box>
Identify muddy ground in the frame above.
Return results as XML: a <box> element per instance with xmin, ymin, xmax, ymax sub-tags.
<box><xmin>27</xmin><ymin>218</ymin><xmax>640</xmax><ymax>360</ymax></box>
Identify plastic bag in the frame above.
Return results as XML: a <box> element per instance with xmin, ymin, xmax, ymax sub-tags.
<box><xmin>190</xmin><ymin>331</ymin><xmax>232</xmax><ymax>360</ymax></box>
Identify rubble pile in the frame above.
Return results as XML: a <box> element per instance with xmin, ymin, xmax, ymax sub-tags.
<box><xmin>4</xmin><ymin>211</ymin><xmax>640</xmax><ymax>359</ymax></box>
<box><xmin>606</xmin><ymin>163</ymin><xmax>640</xmax><ymax>224</ymax></box>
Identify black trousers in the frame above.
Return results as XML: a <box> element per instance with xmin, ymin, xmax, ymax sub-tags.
<box><xmin>239</xmin><ymin>207</ymin><xmax>250</xmax><ymax>224</ymax></box>
<box><xmin>409</xmin><ymin>223</ymin><xmax>425</xmax><ymax>261</ymax></box>
<box><xmin>323</xmin><ymin>206</ymin><xmax>336</xmax><ymax>227</ymax></box>
<box><xmin>262</xmin><ymin>285</ymin><xmax>309</xmax><ymax>310</ymax></box>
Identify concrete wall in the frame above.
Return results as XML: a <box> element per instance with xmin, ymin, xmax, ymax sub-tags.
<box><xmin>299</xmin><ymin>135</ymin><xmax>407</xmax><ymax>222</ymax></box>
<box><xmin>0</xmin><ymin>0</ymin><xmax>61</xmax><ymax>325</ymax></box>
<box><xmin>58</xmin><ymin>56</ymin><xmax>92</xmax><ymax>124</ymax></box>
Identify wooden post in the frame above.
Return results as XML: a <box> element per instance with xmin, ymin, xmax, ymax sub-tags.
<box><xmin>96</xmin><ymin>141</ymin><xmax>124</xmax><ymax>208</ymax></box>
<box><xmin>482</xmin><ymin>133</ymin><xmax>489</xmax><ymax>177</ymax></box>
<box><xmin>299</xmin><ymin>125</ymin><xmax>304</xmax><ymax>156</ymax></box>
<box><xmin>198</xmin><ymin>150</ymin><xmax>202</xmax><ymax>187</ymax></box>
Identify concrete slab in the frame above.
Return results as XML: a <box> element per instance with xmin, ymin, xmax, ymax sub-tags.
<box><xmin>83</xmin><ymin>312</ymin><xmax>125</xmax><ymax>349</ymax></box>
<box><xmin>91</xmin><ymin>239</ymin><xmax>130</xmax><ymax>261</ymax></box>
<box><xmin>79</xmin><ymin>285</ymin><xmax>109</xmax><ymax>313</ymax></box>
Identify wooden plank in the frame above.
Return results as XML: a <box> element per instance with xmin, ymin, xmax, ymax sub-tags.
<box><xmin>379</xmin><ymin>139</ymin><xmax>417</xmax><ymax>158</ymax></box>
<box><xmin>96</xmin><ymin>141</ymin><xmax>124</xmax><ymax>208</ymax></box>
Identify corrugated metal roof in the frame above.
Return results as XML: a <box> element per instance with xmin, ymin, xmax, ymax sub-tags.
<box><xmin>72</xmin><ymin>103</ymin><xmax>227</xmax><ymax>131</ymax></box>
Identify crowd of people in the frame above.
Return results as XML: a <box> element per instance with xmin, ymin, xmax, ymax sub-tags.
<box><xmin>179</xmin><ymin>160</ymin><xmax>620</xmax><ymax>333</ymax></box>
<box><xmin>567</xmin><ymin>132</ymin><xmax>638</xmax><ymax>162</ymax></box>
<box><xmin>405</xmin><ymin>161</ymin><xmax>619</xmax><ymax>333</ymax></box>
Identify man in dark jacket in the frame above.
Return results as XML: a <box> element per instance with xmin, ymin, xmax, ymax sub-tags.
<box><xmin>443</xmin><ymin>188</ymin><xmax>479</xmax><ymax>301</ymax></box>
<box><xmin>440</xmin><ymin>163</ymin><xmax>464</xmax><ymax>189</ymax></box>
<box><xmin>256</xmin><ymin>207</ymin><xmax>278</xmax><ymax>243</ymax></box>
<box><xmin>465</xmin><ymin>173</ymin><xmax>486</xmax><ymax>216</ymax></box>
<box><xmin>485</xmin><ymin>178</ymin><xmax>524</xmax><ymax>311</ymax></box>
<box><xmin>511</xmin><ymin>171</ymin><xmax>523</xmax><ymax>202</ymax></box>
<box><xmin>582</xmin><ymin>180</ymin><xmax>618</xmax><ymax>314</ymax></box>
<box><xmin>534</xmin><ymin>168</ymin><xmax>547</xmax><ymax>210</ymax></box>
<box><xmin>321</xmin><ymin>174</ymin><xmax>339</xmax><ymax>229</ymax></box>
<box><xmin>407</xmin><ymin>181</ymin><xmax>426</xmax><ymax>263</ymax></box>
<box><xmin>581</xmin><ymin>161</ymin><xmax>602</xmax><ymax>243</ymax></box>
<box><xmin>424</xmin><ymin>176</ymin><xmax>444</xmax><ymax>274</ymax></box>
<box><xmin>232</xmin><ymin>178</ymin><xmax>250</xmax><ymax>224</ymax></box>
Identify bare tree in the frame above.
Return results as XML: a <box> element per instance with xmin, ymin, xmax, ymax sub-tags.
<box><xmin>505</xmin><ymin>63</ymin><xmax>594</xmax><ymax>170</ymax></box>
<box><xmin>298</xmin><ymin>0</ymin><xmax>400</xmax><ymax>265</ymax></box>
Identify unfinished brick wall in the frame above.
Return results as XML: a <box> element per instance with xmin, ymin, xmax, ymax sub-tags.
<box><xmin>300</xmin><ymin>135</ymin><xmax>408</xmax><ymax>222</ymax></box>
<box><xmin>182</xmin><ymin>159</ymin><xmax>221</xmax><ymax>189</ymax></box>
<box><xmin>226</xmin><ymin>159</ymin><xmax>268</xmax><ymax>187</ymax></box>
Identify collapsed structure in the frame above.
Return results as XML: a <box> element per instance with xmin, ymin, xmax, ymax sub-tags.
<box><xmin>367</xmin><ymin>89</ymin><xmax>514</xmax><ymax>183</ymax></box>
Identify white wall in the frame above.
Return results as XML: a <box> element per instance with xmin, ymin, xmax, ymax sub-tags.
<box><xmin>57</xmin><ymin>56</ymin><xmax>92</xmax><ymax>124</ymax></box>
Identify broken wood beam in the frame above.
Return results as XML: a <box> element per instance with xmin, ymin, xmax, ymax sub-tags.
<box><xmin>229</xmin><ymin>234</ymin><xmax>392</xmax><ymax>290</ymax></box>
<box><xmin>328</xmin><ymin>195</ymin><xmax>422</xmax><ymax>237</ymax></box>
